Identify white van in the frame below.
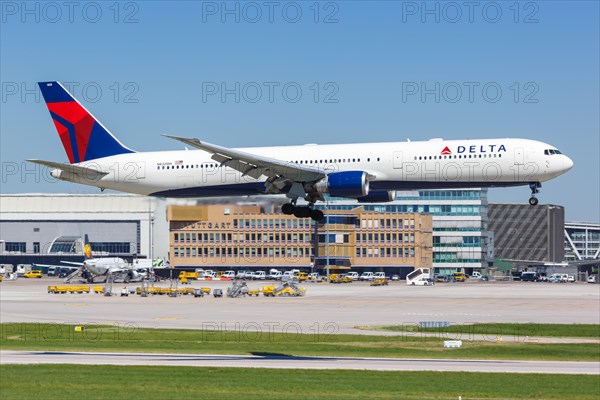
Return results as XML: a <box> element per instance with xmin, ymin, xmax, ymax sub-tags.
<box><xmin>346</xmin><ymin>272</ymin><xmax>359</xmax><ymax>281</ymax></box>
<box><xmin>360</xmin><ymin>272</ymin><xmax>374</xmax><ymax>281</ymax></box>
<box><xmin>547</xmin><ymin>273</ymin><xmax>565</xmax><ymax>283</ymax></box>
<box><xmin>221</xmin><ymin>271</ymin><xmax>235</xmax><ymax>279</ymax></box>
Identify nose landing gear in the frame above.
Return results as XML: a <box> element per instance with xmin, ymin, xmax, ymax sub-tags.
<box><xmin>529</xmin><ymin>182</ymin><xmax>541</xmax><ymax>206</ymax></box>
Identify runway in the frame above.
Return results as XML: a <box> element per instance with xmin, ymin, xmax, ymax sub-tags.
<box><xmin>1</xmin><ymin>350</ymin><xmax>597</xmax><ymax>374</ymax></box>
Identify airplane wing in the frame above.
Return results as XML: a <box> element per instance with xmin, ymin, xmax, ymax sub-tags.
<box><xmin>27</xmin><ymin>159</ymin><xmax>109</xmax><ymax>178</ymax></box>
<box><xmin>162</xmin><ymin>135</ymin><xmax>325</xmax><ymax>182</ymax></box>
<box><xmin>60</xmin><ymin>261</ymin><xmax>85</xmax><ymax>266</ymax></box>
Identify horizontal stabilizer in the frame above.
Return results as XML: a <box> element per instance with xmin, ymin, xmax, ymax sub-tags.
<box><xmin>27</xmin><ymin>159</ymin><xmax>108</xmax><ymax>179</ymax></box>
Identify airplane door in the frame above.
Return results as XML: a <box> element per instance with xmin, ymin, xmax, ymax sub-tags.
<box><xmin>514</xmin><ymin>148</ymin><xmax>524</xmax><ymax>165</ymax></box>
<box><xmin>393</xmin><ymin>151</ymin><xmax>403</xmax><ymax>169</ymax></box>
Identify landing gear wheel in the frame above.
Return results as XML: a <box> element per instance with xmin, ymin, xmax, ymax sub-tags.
<box><xmin>294</xmin><ymin>206</ymin><xmax>311</xmax><ymax>218</ymax></box>
<box><xmin>281</xmin><ymin>203</ymin><xmax>295</xmax><ymax>215</ymax></box>
<box><xmin>310</xmin><ymin>209</ymin><xmax>324</xmax><ymax>222</ymax></box>
<box><xmin>529</xmin><ymin>197</ymin><xmax>539</xmax><ymax>206</ymax></box>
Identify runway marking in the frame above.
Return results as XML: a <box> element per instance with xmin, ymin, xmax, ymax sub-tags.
<box><xmin>154</xmin><ymin>317</ymin><xmax>182</xmax><ymax>320</ymax></box>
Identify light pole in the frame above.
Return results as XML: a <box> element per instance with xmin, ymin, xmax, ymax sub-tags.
<box><xmin>548</xmin><ymin>206</ymin><xmax>560</xmax><ymax>273</ymax></box>
<box><xmin>325</xmin><ymin>198</ymin><xmax>330</xmax><ymax>283</ymax></box>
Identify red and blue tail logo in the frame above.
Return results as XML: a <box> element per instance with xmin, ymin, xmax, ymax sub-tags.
<box><xmin>38</xmin><ymin>82</ymin><xmax>134</xmax><ymax>163</ymax></box>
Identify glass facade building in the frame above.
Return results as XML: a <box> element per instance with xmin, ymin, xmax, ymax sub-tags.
<box><xmin>324</xmin><ymin>189</ymin><xmax>491</xmax><ymax>275</ymax></box>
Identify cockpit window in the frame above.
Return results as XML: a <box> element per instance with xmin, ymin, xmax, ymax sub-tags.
<box><xmin>544</xmin><ymin>149</ymin><xmax>562</xmax><ymax>155</ymax></box>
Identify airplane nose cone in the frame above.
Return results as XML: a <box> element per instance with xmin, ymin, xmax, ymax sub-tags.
<box><xmin>563</xmin><ymin>156</ymin><xmax>574</xmax><ymax>171</ymax></box>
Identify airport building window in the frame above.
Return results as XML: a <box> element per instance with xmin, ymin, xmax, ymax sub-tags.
<box><xmin>90</xmin><ymin>242</ymin><xmax>131</xmax><ymax>254</ymax></box>
<box><xmin>33</xmin><ymin>242</ymin><xmax>40</xmax><ymax>254</ymax></box>
<box><xmin>5</xmin><ymin>242</ymin><xmax>26</xmax><ymax>252</ymax></box>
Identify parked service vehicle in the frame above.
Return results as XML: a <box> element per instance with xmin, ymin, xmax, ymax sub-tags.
<box><xmin>23</xmin><ymin>270</ymin><xmax>42</xmax><ymax>278</ymax></box>
<box><xmin>295</xmin><ymin>272</ymin><xmax>309</xmax><ymax>282</ymax></box>
<box><xmin>469</xmin><ymin>271</ymin><xmax>483</xmax><ymax>279</ymax></box>
<box><xmin>390</xmin><ymin>274</ymin><xmax>400</xmax><ymax>281</ymax></box>
<box><xmin>567</xmin><ymin>275</ymin><xmax>575</xmax><ymax>283</ymax></box>
<box><xmin>452</xmin><ymin>272</ymin><xmax>466</xmax><ymax>282</ymax></box>
<box><xmin>268</xmin><ymin>269</ymin><xmax>281</xmax><ymax>279</ymax></box>
<box><xmin>251</xmin><ymin>271</ymin><xmax>266</xmax><ymax>280</ymax></box>
<box><xmin>16</xmin><ymin>264</ymin><xmax>32</xmax><ymax>276</ymax></box>
<box><xmin>0</xmin><ymin>264</ymin><xmax>15</xmax><ymax>275</ymax></box>
<box><xmin>521</xmin><ymin>272</ymin><xmax>541</xmax><ymax>282</ymax></box>
<box><xmin>282</xmin><ymin>271</ymin><xmax>295</xmax><ymax>280</ymax></box>
<box><xmin>373</xmin><ymin>272</ymin><xmax>386</xmax><ymax>279</ymax></box>
<box><xmin>268</xmin><ymin>270</ymin><xmax>282</xmax><ymax>280</ymax></box>
<box><xmin>308</xmin><ymin>272</ymin><xmax>321</xmax><ymax>282</ymax></box>
<box><xmin>587</xmin><ymin>275</ymin><xmax>598</xmax><ymax>283</ymax></box>
<box><xmin>203</xmin><ymin>270</ymin><xmax>217</xmax><ymax>279</ymax></box>
<box><xmin>346</xmin><ymin>272</ymin><xmax>359</xmax><ymax>281</ymax></box>
<box><xmin>236</xmin><ymin>270</ymin><xmax>249</xmax><ymax>278</ymax></box>
<box><xmin>179</xmin><ymin>271</ymin><xmax>199</xmax><ymax>280</ymax></box>
<box><xmin>221</xmin><ymin>271</ymin><xmax>236</xmax><ymax>279</ymax></box>
<box><xmin>360</xmin><ymin>272</ymin><xmax>374</xmax><ymax>281</ymax></box>
<box><xmin>547</xmin><ymin>273</ymin><xmax>564</xmax><ymax>283</ymax></box>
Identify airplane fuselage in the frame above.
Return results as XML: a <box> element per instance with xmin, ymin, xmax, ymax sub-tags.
<box><xmin>52</xmin><ymin>138</ymin><xmax>573</xmax><ymax>198</ymax></box>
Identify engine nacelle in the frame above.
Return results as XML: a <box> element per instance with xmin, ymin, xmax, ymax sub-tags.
<box><xmin>314</xmin><ymin>171</ymin><xmax>369</xmax><ymax>198</ymax></box>
<box><xmin>357</xmin><ymin>190</ymin><xmax>396</xmax><ymax>203</ymax></box>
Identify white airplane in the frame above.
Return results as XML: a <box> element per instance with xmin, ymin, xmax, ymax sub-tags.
<box><xmin>60</xmin><ymin>235</ymin><xmax>149</xmax><ymax>283</ymax></box>
<box><xmin>29</xmin><ymin>81</ymin><xmax>573</xmax><ymax>221</ymax></box>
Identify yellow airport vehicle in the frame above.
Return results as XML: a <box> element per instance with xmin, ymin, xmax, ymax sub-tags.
<box><xmin>247</xmin><ymin>289</ymin><xmax>261</xmax><ymax>297</ymax></box>
<box><xmin>0</xmin><ymin>275</ymin><xmax>3</xmax><ymax>282</ymax></box>
<box><xmin>295</xmin><ymin>272</ymin><xmax>309</xmax><ymax>282</ymax></box>
<box><xmin>370</xmin><ymin>278</ymin><xmax>389</xmax><ymax>286</ymax></box>
<box><xmin>178</xmin><ymin>271</ymin><xmax>199</xmax><ymax>280</ymax></box>
<box><xmin>135</xmin><ymin>286</ymin><xmax>211</xmax><ymax>296</ymax></box>
<box><xmin>47</xmin><ymin>285</ymin><xmax>90</xmax><ymax>294</ymax></box>
<box><xmin>329</xmin><ymin>274</ymin><xmax>352</xmax><ymax>284</ymax></box>
<box><xmin>24</xmin><ymin>270</ymin><xmax>42</xmax><ymax>278</ymax></box>
<box><xmin>262</xmin><ymin>282</ymin><xmax>305</xmax><ymax>297</ymax></box>
<box><xmin>452</xmin><ymin>272</ymin><xmax>466</xmax><ymax>282</ymax></box>
<box><xmin>93</xmin><ymin>286</ymin><xmax>104</xmax><ymax>294</ymax></box>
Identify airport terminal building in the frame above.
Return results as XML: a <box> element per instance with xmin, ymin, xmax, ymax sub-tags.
<box><xmin>167</xmin><ymin>204</ymin><xmax>433</xmax><ymax>277</ymax></box>
<box><xmin>0</xmin><ymin>194</ymin><xmax>168</xmax><ymax>266</ymax></box>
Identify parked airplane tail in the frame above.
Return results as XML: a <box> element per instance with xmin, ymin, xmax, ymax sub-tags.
<box><xmin>38</xmin><ymin>81</ymin><xmax>134</xmax><ymax>163</ymax></box>
<box><xmin>83</xmin><ymin>234</ymin><xmax>93</xmax><ymax>260</ymax></box>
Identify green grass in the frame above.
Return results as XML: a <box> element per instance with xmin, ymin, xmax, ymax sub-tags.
<box><xmin>1</xmin><ymin>323</ymin><xmax>599</xmax><ymax>361</ymax></box>
<box><xmin>1</xmin><ymin>365</ymin><xmax>598</xmax><ymax>400</ymax></box>
<box><xmin>358</xmin><ymin>323</ymin><xmax>600</xmax><ymax>339</ymax></box>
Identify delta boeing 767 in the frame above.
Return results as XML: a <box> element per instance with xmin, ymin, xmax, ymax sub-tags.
<box><xmin>29</xmin><ymin>81</ymin><xmax>573</xmax><ymax>221</ymax></box>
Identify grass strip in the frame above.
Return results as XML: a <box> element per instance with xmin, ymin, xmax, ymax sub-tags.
<box><xmin>358</xmin><ymin>323</ymin><xmax>600</xmax><ymax>339</ymax></box>
<box><xmin>1</xmin><ymin>365</ymin><xmax>598</xmax><ymax>400</ymax></box>
<box><xmin>1</xmin><ymin>323</ymin><xmax>599</xmax><ymax>361</ymax></box>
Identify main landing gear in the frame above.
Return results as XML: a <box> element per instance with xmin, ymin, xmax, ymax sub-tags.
<box><xmin>528</xmin><ymin>182</ymin><xmax>541</xmax><ymax>206</ymax></box>
<box><xmin>281</xmin><ymin>202</ymin><xmax>324</xmax><ymax>221</ymax></box>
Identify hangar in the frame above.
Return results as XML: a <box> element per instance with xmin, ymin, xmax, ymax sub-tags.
<box><xmin>0</xmin><ymin>193</ymin><xmax>169</xmax><ymax>266</ymax></box>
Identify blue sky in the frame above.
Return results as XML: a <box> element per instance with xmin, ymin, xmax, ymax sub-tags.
<box><xmin>1</xmin><ymin>1</ymin><xmax>598</xmax><ymax>221</ymax></box>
